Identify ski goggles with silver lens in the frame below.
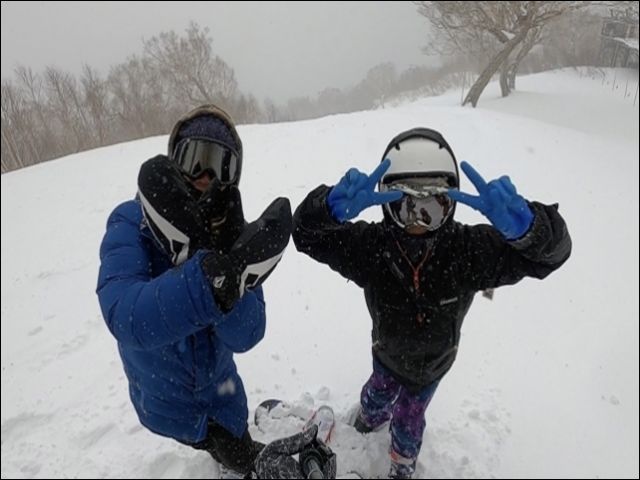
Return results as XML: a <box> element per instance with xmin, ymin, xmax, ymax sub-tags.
<box><xmin>173</xmin><ymin>137</ymin><xmax>241</xmax><ymax>184</ymax></box>
<box><xmin>381</xmin><ymin>177</ymin><xmax>454</xmax><ymax>231</ymax></box>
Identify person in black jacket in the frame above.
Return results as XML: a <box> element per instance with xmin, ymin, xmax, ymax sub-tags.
<box><xmin>292</xmin><ymin>128</ymin><xmax>571</xmax><ymax>479</ymax></box>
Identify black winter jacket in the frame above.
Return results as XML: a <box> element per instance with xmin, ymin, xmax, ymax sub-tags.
<box><xmin>293</xmin><ymin>185</ymin><xmax>571</xmax><ymax>392</ymax></box>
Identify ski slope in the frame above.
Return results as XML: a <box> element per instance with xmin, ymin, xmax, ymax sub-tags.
<box><xmin>2</xmin><ymin>68</ymin><xmax>638</xmax><ymax>478</ymax></box>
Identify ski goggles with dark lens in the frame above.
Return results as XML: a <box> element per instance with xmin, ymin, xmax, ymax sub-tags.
<box><xmin>381</xmin><ymin>178</ymin><xmax>454</xmax><ymax>230</ymax></box>
<box><xmin>173</xmin><ymin>137</ymin><xmax>241</xmax><ymax>184</ymax></box>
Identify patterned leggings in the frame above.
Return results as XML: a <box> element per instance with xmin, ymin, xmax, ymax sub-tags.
<box><xmin>360</xmin><ymin>358</ymin><xmax>439</xmax><ymax>460</ymax></box>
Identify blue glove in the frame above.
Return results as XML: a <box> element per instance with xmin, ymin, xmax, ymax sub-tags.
<box><xmin>327</xmin><ymin>159</ymin><xmax>403</xmax><ymax>222</ymax></box>
<box><xmin>447</xmin><ymin>161</ymin><xmax>533</xmax><ymax>240</ymax></box>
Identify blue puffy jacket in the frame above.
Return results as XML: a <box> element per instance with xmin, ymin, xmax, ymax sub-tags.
<box><xmin>96</xmin><ymin>200</ymin><xmax>265</xmax><ymax>443</ymax></box>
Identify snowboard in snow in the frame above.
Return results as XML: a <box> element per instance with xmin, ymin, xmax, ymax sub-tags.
<box><xmin>255</xmin><ymin>399</ymin><xmax>335</xmax><ymax>444</ymax></box>
<box><xmin>254</xmin><ymin>399</ymin><xmax>368</xmax><ymax>479</ymax></box>
<box><xmin>254</xmin><ymin>398</ymin><xmax>286</xmax><ymax>425</ymax></box>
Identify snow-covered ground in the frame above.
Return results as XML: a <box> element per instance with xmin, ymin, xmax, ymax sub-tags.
<box><xmin>2</xmin><ymin>68</ymin><xmax>638</xmax><ymax>478</ymax></box>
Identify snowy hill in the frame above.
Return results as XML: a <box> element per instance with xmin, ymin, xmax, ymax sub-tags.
<box><xmin>2</xmin><ymin>68</ymin><xmax>638</xmax><ymax>478</ymax></box>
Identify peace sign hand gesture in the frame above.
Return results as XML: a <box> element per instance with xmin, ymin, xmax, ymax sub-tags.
<box><xmin>327</xmin><ymin>159</ymin><xmax>402</xmax><ymax>222</ymax></box>
<box><xmin>447</xmin><ymin>161</ymin><xmax>533</xmax><ymax>240</ymax></box>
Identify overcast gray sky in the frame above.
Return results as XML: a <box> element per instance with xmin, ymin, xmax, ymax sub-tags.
<box><xmin>1</xmin><ymin>1</ymin><xmax>434</xmax><ymax>103</ymax></box>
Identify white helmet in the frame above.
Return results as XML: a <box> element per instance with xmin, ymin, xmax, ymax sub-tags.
<box><xmin>378</xmin><ymin>128</ymin><xmax>459</xmax><ymax>231</ymax></box>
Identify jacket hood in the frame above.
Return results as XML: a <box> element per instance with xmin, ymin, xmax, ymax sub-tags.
<box><xmin>167</xmin><ymin>104</ymin><xmax>243</xmax><ymax>160</ymax></box>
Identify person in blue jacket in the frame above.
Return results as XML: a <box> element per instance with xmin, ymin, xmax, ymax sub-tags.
<box><xmin>97</xmin><ymin>105</ymin><xmax>292</xmax><ymax>476</ymax></box>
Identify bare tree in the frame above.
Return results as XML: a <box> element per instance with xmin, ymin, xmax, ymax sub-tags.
<box><xmin>1</xmin><ymin>80</ymin><xmax>30</xmax><ymax>171</ymax></box>
<box><xmin>540</xmin><ymin>11</ymin><xmax>601</xmax><ymax>69</ymax></box>
<box><xmin>244</xmin><ymin>94</ymin><xmax>263</xmax><ymax>123</ymax></box>
<box><xmin>44</xmin><ymin>66</ymin><xmax>89</xmax><ymax>151</ymax></box>
<box><xmin>143</xmin><ymin>22</ymin><xmax>238</xmax><ymax>109</ymax></box>
<box><xmin>80</xmin><ymin>64</ymin><xmax>110</xmax><ymax>146</ymax></box>
<box><xmin>223</xmin><ymin>92</ymin><xmax>262</xmax><ymax>124</ymax></box>
<box><xmin>363</xmin><ymin>62</ymin><xmax>398</xmax><ymax>107</ymax></box>
<box><xmin>108</xmin><ymin>55</ymin><xmax>174</xmax><ymax>140</ymax></box>
<box><xmin>417</xmin><ymin>1</ymin><xmax>592</xmax><ymax>106</ymax></box>
<box><xmin>499</xmin><ymin>26</ymin><xmax>544</xmax><ymax>94</ymax></box>
<box><xmin>317</xmin><ymin>87</ymin><xmax>347</xmax><ymax>116</ymax></box>
<box><xmin>14</xmin><ymin>66</ymin><xmax>60</xmax><ymax>159</ymax></box>
<box><xmin>2</xmin><ymin>22</ymin><xmax>259</xmax><ymax>173</ymax></box>
<box><xmin>263</xmin><ymin>98</ymin><xmax>280</xmax><ymax>122</ymax></box>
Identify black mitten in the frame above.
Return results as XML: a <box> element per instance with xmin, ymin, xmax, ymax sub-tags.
<box><xmin>138</xmin><ymin>155</ymin><xmax>210</xmax><ymax>264</ymax></box>
<box><xmin>200</xmin><ymin>183</ymin><xmax>245</xmax><ymax>254</ymax></box>
<box><xmin>201</xmin><ymin>197</ymin><xmax>292</xmax><ymax>312</ymax></box>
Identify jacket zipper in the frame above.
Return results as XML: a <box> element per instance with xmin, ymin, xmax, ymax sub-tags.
<box><xmin>395</xmin><ymin>240</ymin><xmax>431</xmax><ymax>324</ymax></box>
